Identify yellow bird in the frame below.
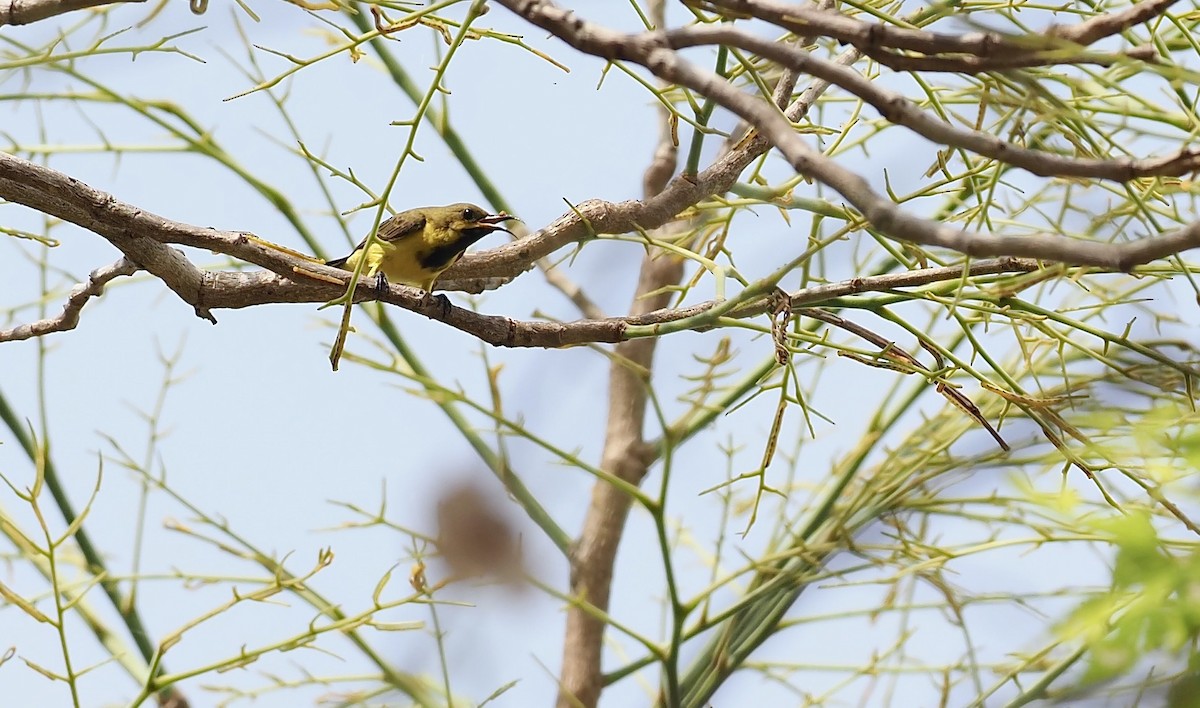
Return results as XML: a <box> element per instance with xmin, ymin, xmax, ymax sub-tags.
<box><xmin>325</xmin><ymin>203</ymin><xmax>516</xmax><ymax>295</ymax></box>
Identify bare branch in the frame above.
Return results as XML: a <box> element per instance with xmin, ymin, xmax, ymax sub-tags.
<box><xmin>706</xmin><ymin>0</ymin><xmax>1037</xmax><ymax>56</ymax></box>
<box><xmin>1049</xmin><ymin>0</ymin><xmax>1182</xmax><ymax>45</ymax></box>
<box><xmin>0</xmin><ymin>0</ymin><xmax>145</xmax><ymax>26</ymax></box>
<box><xmin>706</xmin><ymin>0</ymin><xmax>1162</xmax><ymax>72</ymax></box>
<box><xmin>0</xmin><ymin>152</ymin><xmax>215</xmax><ymax>322</ymax></box>
<box><xmin>855</xmin><ymin>43</ymin><xmax>1157</xmax><ymax>73</ymax></box>
<box><xmin>193</xmin><ymin>256</ymin><xmax>1051</xmax><ymax>347</ymax></box>
<box><xmin>0</xmin><ymin>257</ymin><xmax>138</xmax><ymax>342</ymax></box>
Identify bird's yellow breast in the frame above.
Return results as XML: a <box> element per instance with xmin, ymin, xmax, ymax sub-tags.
<box><xmin>343</xmin><ymin>233</ymin><xmax>452</xmax><ymax>293</ymax></box>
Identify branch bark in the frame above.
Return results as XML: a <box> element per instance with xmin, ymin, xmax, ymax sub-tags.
<box><xmin>705</xmin><ymin>0</ymin><xmax>1162</xmax><ymax>71</ymax></box>
<box><xmin>0</xmin><ymin>0</ymin><xmax>144</xmax><ymax>25</ymax></box>
<box><xmin>0</xmin><ymin>257</ymin><xmax>138</xmax><ymax>341</ymax></box>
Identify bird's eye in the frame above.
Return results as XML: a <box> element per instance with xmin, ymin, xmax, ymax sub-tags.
<box><xmin>462</xmin><ymin>208</ymin><xmax>475</xmax><ymax>220</ymax></box>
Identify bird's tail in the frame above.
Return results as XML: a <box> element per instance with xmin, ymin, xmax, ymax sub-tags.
<box><xmin>325</xmin><ymin>255</ymin><xmax>349</xmax><ymax>268</ymax></box>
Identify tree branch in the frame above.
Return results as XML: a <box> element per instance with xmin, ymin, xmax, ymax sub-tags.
<box><xmin>0</xmin><ymin>0</ymin><xmax>144</xmax><ymax>26</ymax></box>
<box><xmin>0</xmin><ymin>153</ymin><xmax>216</xmax><ymax>321</ymax></box>
<box><xmin>705</xmin><ymin>0</ymin><xmax>1161</xmax><ymax>72</ymax></box>
<box><xmin>0</xmin><ymin>257</ymin><xmax>138</xmax><ymax>342</ymax></box>
<box><xmin>1048</xmin><ymin>0</ymin><xmax>1182</xmax><ymax>45</ymax></box>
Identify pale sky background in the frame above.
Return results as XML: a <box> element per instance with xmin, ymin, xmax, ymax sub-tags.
<box><xmin>1</xmin><ymin>2</ymin><xmax>1193</xmax><ymax>707</ymax></box>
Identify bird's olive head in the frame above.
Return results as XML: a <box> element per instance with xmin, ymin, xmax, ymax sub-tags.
<box><xmin>442</xmin><ymin>203</ymin><xmax>517</xmax><ymax>236</ymax></box>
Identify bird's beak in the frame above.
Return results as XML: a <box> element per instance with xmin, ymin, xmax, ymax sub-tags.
<box><xmin>479</xmin><ymin>212</ymin><xmax>518</xmax><ymax>234</ymax></box>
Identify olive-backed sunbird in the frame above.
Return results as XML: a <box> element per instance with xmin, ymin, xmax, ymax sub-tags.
<box><xmin>326</xmin><ymin>203</ymin><xmax>516</xmax><ymax>294</ymax></box>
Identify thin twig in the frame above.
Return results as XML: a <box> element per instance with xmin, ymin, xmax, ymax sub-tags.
<box><xmin>0</xmin><ymin>258</ymin><xmax>138</xmax><ymax>342</ymax></box>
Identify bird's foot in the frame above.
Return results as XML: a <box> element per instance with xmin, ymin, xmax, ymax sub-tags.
<box><xmin>374</xmin><ymin>273</ymin><xmax>390</xmax><ymax>300</ymax></box>
<box><xmin>423</xmin><ymin>291</ymin><xmax>452</xmax><ymax>318</ymax></box>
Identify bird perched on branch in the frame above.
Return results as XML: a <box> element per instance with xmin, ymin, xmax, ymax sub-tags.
<box><xmin>325</xmin><ymin>203</ymin><xmax>516</xmax><ymax>295</ymax></box>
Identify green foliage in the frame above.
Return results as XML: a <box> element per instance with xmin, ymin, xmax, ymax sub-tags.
<box><xmin>1053</xmin><ymin>410</ymin><xmax>1200</xmax><ymax>700</ymax></box>
<box><xmin>1061</xmin><ymin>502</ymin><xmax>1200</xmax><ymax>692</ymax></box>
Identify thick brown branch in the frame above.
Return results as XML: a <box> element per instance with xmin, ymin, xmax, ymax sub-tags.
<box><xmin>195</xmin><ymin>257</ymin><xmax>1049</xmax><ymax>345</ymax></box>
<box><xmin>706</xmin><ymin>0</ymin><xmax>1165</xmax><ymax>71</ymax></box>
<box><xmin>0</xmin><ymin>170</ymin><xmax>214</xmax><ymax>322</ymax></box>
<box><xmin>0</xmin><ymin>0</ymin><xmax>144</xmax><ymax>25</ymax></box>
<box><xmin>1049</xmin><ymin>0</ymin><xmax>1181</xmax><ymax>45</ymax></box>
<box><xmin>0</xmin><ymin>152</ymin><xmax>673</xmax><ymax>298</ymax></box>
<box><xmin>857</xmin><ymin>43</ymin><xmax>1156</xmax><ymax>73</ymax></box>
<box><xmin>706</xmin><ymin>0</ymin><xmax>1036</xmax><ymax>56</ymax></box>
<box><xmin>559</xmin><ymin>256</ymin><xmax>679</xmax><ymax>708</ymax></box>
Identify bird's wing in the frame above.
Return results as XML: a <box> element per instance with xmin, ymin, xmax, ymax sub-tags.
<box><xmin>376</xmin><ymin>211</ymin><xmax>427</xmax><ymax>243</ymax></box>
<box><xmin>329</xmin><ymin>211</ymin><xmax>428</xmax><ymax>266</ymax></box>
